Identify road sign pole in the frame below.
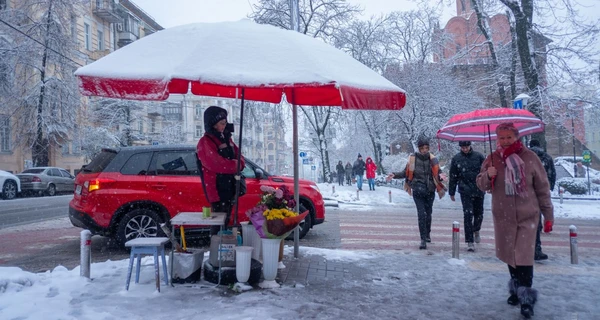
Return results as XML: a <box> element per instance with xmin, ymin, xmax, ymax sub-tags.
<box><xmin>588</xmin><ymin>164</ymin><xmax>591</xmax><ymax>195</ymax></box>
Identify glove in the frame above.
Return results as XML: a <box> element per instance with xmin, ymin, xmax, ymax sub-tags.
<box><xmin>543</xmin><ymin>220</ymin><xmax>553</xmax><ymax>233</ymax></box>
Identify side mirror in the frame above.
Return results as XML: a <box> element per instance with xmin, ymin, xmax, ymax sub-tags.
<box><xmin>255</xmin><ymin>168</ymin><xmax>264</xmax><ymax>179</ymax></box>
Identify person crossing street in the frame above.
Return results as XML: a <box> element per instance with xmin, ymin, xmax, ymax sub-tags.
<box><xmin>448</xmin><ymin>141</ymin><xmax>486</xmax><ymax>252</ymax></box>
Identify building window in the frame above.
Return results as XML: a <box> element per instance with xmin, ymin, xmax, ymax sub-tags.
<box><xmin>268</xmin><ymin>143</ymin><xmax>274</xmax><ymax>150</ymax></box>
<box><xmin>84</xmin><ymin>23</ymin><xmax>91</xmax><ymax>50</ymax></box>
<box><xmin>195</xmin><ymin>125</ymin><xmax>202</xmax><ymax>137</ymax></box>
<box><xmin>0</xmin><ymin>0</ymin><xmax>6</xmax><ymax>10</ymax></box>
<box><xmin>151</xmin><ymin>118</ymin><xmax>156</xmax><ymax>133</ymax></box>
<box><xmin>195</xmin><ymin>105</ymin><xmax>202</xmax><ymax>118</ymax></box>
<box><xmin>138</xmin><ymin>120</ymin><xmax>143</xmax><ymax>133</ymax></box>
<box><xmin>97</xmin><ymin>30</ymin><xmax>104</xmax><ymax>50</ymax></box>
<box><xmin>1</xmin><ymin>116</ymin><xmax>10</xmax><ymax>151</ymax></box>
<box><xmin>268</xmin><ymin>155</ymin><xmax>274</xmax><ymax>161</ymax></box>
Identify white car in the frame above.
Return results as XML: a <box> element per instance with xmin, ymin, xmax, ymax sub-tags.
<box><xmin>0</xmin><ymin>169</ymin><xmax>21</xmax><ymax>200</ymax></box>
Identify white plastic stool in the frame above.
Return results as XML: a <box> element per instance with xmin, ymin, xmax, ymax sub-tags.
<box><xmin>125</xmin><ymin>237</ymin><xmax>169</xmax><ymax>292</ymax></box>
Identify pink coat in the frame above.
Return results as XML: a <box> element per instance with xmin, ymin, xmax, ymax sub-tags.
<box><xmin>476</xmin><ymin>148</ymin><xmax>553</xmax><ymax>267</ymax></box>
<box><xmin>365</xmin><ymin>157</ymin><xmax>377</xmax><ymax>179</ymax></box>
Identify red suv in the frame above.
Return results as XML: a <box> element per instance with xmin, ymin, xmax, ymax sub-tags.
<box><xmin>69</xmin><ymin>145</ymin><xmax>325</xmax><ymax>246</ymax></box>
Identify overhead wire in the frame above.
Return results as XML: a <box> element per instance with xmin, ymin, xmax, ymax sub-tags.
<box><xmin>0</xmin><ymin>17</ymin><xmax>85</xmax><ymax>67</ymax></box>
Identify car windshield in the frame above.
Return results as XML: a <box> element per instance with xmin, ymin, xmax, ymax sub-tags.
<box><xmin>21</xmin><ymin>169</ymin><xmax>45</xmax><ymax>174</ymax></box>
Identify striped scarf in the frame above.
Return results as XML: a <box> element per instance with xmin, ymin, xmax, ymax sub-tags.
<box><xmin>498</xmin><ymin>140</ymin><xmax>527</xmax><ymax>197</ymax></box>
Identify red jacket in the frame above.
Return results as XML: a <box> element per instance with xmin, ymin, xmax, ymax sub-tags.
<box><xmin>365</xmin><ymin>157</ymin><xmax>377</xmax><ymax>179</ymax></box>
<box><xmin>196</xmin><ymin>133</ymin><xmax>245</xmax><ymax>203</ymax></box>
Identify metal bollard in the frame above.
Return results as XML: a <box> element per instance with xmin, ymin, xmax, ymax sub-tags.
<box><xmin>559</xmin><ymin>187</ymin><xmax>564</xmax><ymax>204</ymax></box>
<box><xmin>452</xmin><ymin>221</ymin><xmax>460</xmax><ymax>259</ymax></box>
<box><xmin>569</xmin><ymin>225</ymin><xmax>578</xmax><ymax>264</ymax></box>
<box><xmin>388</xmin><ymin>190</ymin><xmax>392</xmax><ymax>203</ymax></box>
<box><xmin>332</xmin><ymin>185</ymin><xmax>335</xmax><ymax>194</ymax></box>
<box><xmin>80</xmin><ymin>230</ymin><xmax>92</xmax><ymax>278</ymax></box>
<box><xmin>356</xmin><ymin>189</ymin><xmax>360</xmax><ymax>201</ymax></box>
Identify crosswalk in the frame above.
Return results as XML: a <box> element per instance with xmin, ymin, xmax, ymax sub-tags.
<box><xmin>338</xmin><ymin>207</ymin><xmax>600</xmax><ymax>256</ymax></box>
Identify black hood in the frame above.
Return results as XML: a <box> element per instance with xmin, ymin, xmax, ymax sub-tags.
<box><xmin>204</xmin><ymin>106</ymin><xmax>228</xmax><ymax>134</ymax></box>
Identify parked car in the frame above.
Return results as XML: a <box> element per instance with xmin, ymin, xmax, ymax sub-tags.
<box><xmin>69</xmin><ymin>145</ymin><xmax>325</xmax><ymax>247</ymax></box>
<box><xmin>0</xmin><ymin>170</ymin><xmax>21</xmax><ymax>200</ymax></box>
<box><xmin>17</xmin><ymin>167</ymin><xmax>75</xmax><ymax>196</ymax></box>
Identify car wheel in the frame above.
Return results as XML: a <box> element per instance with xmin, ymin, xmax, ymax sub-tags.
<box><xmin>45</xmin><ymin>184</ymin><xmax>56</xmax><ymax>196</ymax></box>
<box><xmin>285</xmin><ymin>204</ymin><xmax>312</xmax><ymax>240</ymax></box>
<box><xmin>2</xmin><ymin>180</ymin><xmax>17</xmax><ymax>200</ymax></box>
<box><xmin>116</xmin><ymin>208</ymin><xmax>165</xmax><ymax>247</ymax></box>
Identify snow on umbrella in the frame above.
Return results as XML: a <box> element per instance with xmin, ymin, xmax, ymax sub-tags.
<box><xmin>74</xmin><ymin>20</ymin><xmax>406</xmax><ymax>109</ymax></box>
<box><xmin>436</xmin><ymin>108</ymin><xmax>544</xmax><ymax>142</ymax></box>
<box><xmin>74</xmin><ymin>20</ymin><xmax>407</xmax><ymax>227</ymax></box>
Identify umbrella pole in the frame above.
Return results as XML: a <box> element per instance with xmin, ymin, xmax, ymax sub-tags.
<box><xmin>487</xmin><ymin>124</ymin><xmax>494</xmax><ymax>165</ymax></box>
<box><xmin>292</xmin><ymin>101</ymin><xmax>300</xmax><ymax>258</ymax></box>
<box><xmin>233</xmin><ymin>88</ymin><xmax>246</xmax><ymax>227</ymax></box>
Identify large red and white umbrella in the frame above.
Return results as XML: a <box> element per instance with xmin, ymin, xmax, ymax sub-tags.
<box><xmin>436</xmin><ymin>108</ymin><xmax>544</xmax><ymax>142</ymax></box>
<box><xmin>74</xmin><ymin>20</ymin><xmax>406</xmax><ymax>241</ymax></box>
<box><xmin>75</xmin><ymin>20</ymin><xmax>406</xmax><ymax>109</ymax></box>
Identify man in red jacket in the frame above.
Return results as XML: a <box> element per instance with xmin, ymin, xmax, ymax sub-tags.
<box><xmin>197</xmin><ymin>106</ymin><xmax>245</xmax><ymax>234</ymax></box>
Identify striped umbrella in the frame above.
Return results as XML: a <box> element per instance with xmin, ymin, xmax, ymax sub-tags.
<box><xmin>436</xmin><ymin>108</ymin><xmax>544</xmax><ymax>142</ymax></box>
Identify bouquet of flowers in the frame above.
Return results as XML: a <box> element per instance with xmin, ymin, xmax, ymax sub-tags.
<box><xmin>245</xmin><ymin>185</ymin><xmax>309</xmax><ymax>239</ymax></box>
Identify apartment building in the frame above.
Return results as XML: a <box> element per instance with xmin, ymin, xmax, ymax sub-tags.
<box><xmin>0</xmin><ymin>0</ymin><xmax>162</xmax><ymax>173</ymax></box>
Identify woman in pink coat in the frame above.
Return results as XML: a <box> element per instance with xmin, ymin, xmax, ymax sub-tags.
<box><xmin>476</xmin><ymin>123</ymin><xmax>553</xmax><ymax>319</ymax></box>
<box><xmin>365</xmin><ymin>157</ymin><xmax>377</xmax><ymax>190</ymax></box>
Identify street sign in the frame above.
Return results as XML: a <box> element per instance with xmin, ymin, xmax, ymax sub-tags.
<box><xmin>299</xmin><ymin>152</ymin><xmax>307</xmax><ymax>158</ymax></box>
<box><xmin>582</xmin><ymin>150</ymin><xmax>591</xmax><ymax>163</ymax></box>
<box><xmin>152</xmin><ymin>141</ymin><xmax>159</xmax><ymax>146</ymax></box>
<box><xmin>311</xmin><ymin>165</ymin><xmax>316</xmax><ymax>170</ymax></box>
<box><xmin>302</xmin><ymin>159</ymin><xmax>309</xmax><ymax>165</ymax></box>
<box><xmin>513</xmin><ymin>100</ymin><xmax>523</xmax><ymax>109</ymax></box>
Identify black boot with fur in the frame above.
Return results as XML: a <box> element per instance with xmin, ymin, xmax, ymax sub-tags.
<box><xmin>517</xmin><ymin>287</ymin><xmax>538</xmax><ymax>319</ymax></box>
<box><xmin>507</xmin><ymin>278</ymin><xmax>519</xmax><ymax>306</ymax></box>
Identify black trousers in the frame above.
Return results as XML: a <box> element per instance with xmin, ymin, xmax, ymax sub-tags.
<box><xmin>346</xmin><ymin>175</ymin><xmax>352</xmax><ymax>185</ymax></box>
<box><xmin>508</xmin><ymin>265</ymin><xmax>534</xmax><ymax>288</ymax></box>
<box><xmin>338</xmin><ymin>173</ymin><xmax>344</xmax><ymax>186</ymax></box>
<box><xmin>413</xmin><ymin>192</ymin><xmax>435</xmax><ymax>241</ymax></box>
<box><xmin>535</xmin><ymin>213</ymin><xmax>543</xmax><ymax>253</ymax></box>
<box><xmin>211</xmin><ymin>200</ymin><xmax>233</xmax><ymax>235</ymax></box>
<box><xmin>460</xmin><ymin>194</ymin><xmax>484</xmax><ymax>243</ymax></box>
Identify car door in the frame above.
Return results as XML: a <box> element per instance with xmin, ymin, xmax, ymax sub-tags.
<box><xmin>60</xmin><ymin>169</ymin><xmax>75</xmax><ymax>192</ymax></box>
<box><xmin>147</xmin><ymin>150</ymin><xmax>206</xmax><ymax>217</ymax></box>
<box><xmin>48</xmin><ymin>168</ymin><xmax>63</xmax><ymax>191</ymax></box>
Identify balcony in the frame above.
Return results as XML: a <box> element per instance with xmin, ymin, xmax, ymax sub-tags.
<box><xmin>92</xmin><ymin>0</ymin><xmax>122</xmax><ymax>23</ymax></box>
<box><xmin>117</xmin><ymin>31</ymin><xmax>138</xmax><ymax>47</ymax></box>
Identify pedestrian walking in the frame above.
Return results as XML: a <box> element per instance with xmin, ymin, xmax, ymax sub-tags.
<box><xmin>386</xmin><ymin>137</ymin><xmax>446</xmax><ymax>250</ymax></box>
<box><xmin>529</xmin><ymin>139</ymin><xmax>556</xmax><ymax>261</ymax></box>
<box><xmin>448</xmin><ymin>141</ymin><xmax>485</xmax><ymax>252</ymax></box>
<box><xmin>345</xmin><ymin>162</ymin><xmax>353</xmax><ymax>185</ymax></box>
<box><xmin>353</xmin><ymin>154</ymin><xmax>366</xmax><ymax>191</ymax></box>
<box><xmin>197</xmin><ymin>106</ymin><xmax>245</xmax><ymax>235</ymax></box>
<box><xmin>476</xmin><ymin>123</ymin><xmax>553</xmax><ymax>319</ymax></box>
<box><xmin>336</xmin><ymin>160</ymin><xmax>345</xmax><ymax>186</ymax></box>
<box><xmin>365</xmin><ymin>157</ymin><xmax>377</xmax><ymax>190</ymax></box>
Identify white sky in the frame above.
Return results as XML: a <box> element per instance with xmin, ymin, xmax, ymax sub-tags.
<box><xmin>132</xmin><ymin>0</ymin><xmax>440</xmax><ymax>28</ymax></box>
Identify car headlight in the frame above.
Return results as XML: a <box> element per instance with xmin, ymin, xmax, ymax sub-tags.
<box><xmin>310</xmin><ymin>184</ymin><xmax>320</xmax><ymax>193</ymax></box>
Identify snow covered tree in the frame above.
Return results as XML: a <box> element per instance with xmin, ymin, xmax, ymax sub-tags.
<box><xmin>89</xmin><ymin>98</ymin><xmax>146</xmax><ymax>147</ymax></box>
<box><xmin>0</xmin><ymin>0</ymin><xmax>86</xmax><ymax>166</ymax></box>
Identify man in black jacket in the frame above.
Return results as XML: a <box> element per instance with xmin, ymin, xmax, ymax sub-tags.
<box><xmin>449</xmin><ymin>141</ymin><xmax>485</xmax><ymax>252</ymax></box>
<box><xmin>529</xmin><ymin>139</ymin><xmax>556</xmax><ymax>260</ymax></box>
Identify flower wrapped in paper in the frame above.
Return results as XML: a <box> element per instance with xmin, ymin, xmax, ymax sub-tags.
<box><xmin>245</xmin><ymin>186</ymin><xmax>308</xmax><ymax>239</ymax></box>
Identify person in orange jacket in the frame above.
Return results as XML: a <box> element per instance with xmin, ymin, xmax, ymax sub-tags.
<box><xmin>365</xmin><ymin>157</ymin><xmax>377</xmax><ymax>190</ymax></box>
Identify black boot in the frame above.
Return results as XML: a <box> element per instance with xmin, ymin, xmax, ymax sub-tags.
<box><xmin>507</xmin><ymin>279</ymin><xmax>519</xmax><ymax>306</ymax></box>
<box><xmin>518</xmin><ymin>287</ymin><xmax>538</xmax><ymax>318</ymax></box>
<box><xmin>419</xmin><ymin>240</ymin><xmax>427</xmax><ymax>250</ymax></box>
